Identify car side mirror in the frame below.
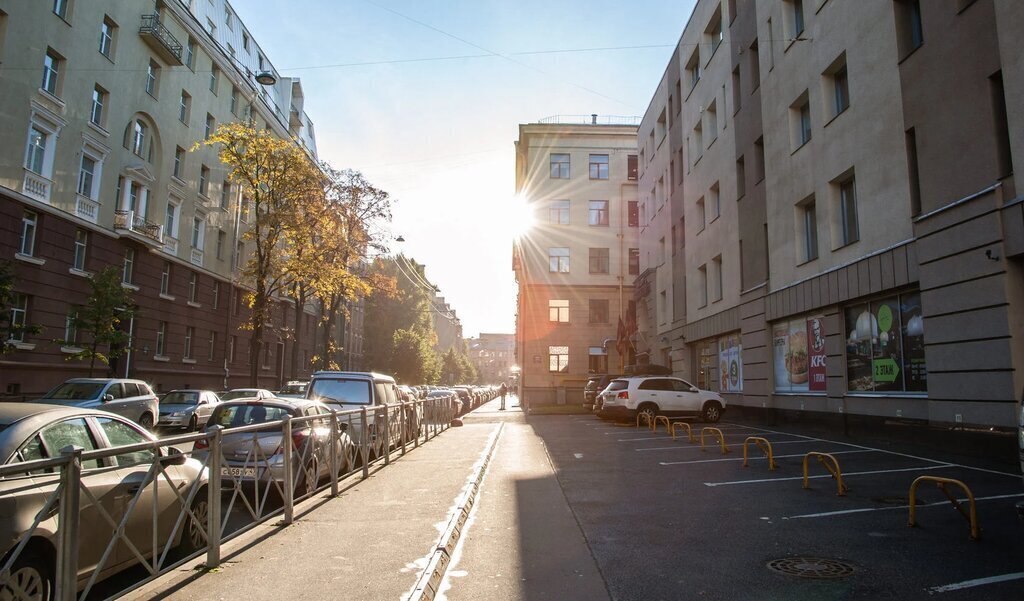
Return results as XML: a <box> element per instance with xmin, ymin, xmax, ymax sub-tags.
<box><xmin>339</xmin><ymin>422</ymin><xmax>349</xmax><ymax>432</ymax></box>
<box><xmin>163</xmin><ymin>446</ymin><xmax>188</xmax><ymax>466</ymax></box>
<box><xmin>103</xmin><ymin>394</ymin><xmax>114</xmax><ymax>402</ymax></box>
<box><xmin>690</xmin><ymin>387</ymin><xmax>699</xmax><ymax>393</ymax></box>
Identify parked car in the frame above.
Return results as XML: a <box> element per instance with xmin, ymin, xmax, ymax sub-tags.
<box><xmin>397</xmin><ymin>385</ymin><xmax>417</xmax><ymax>402</ymax></box>
<box><xmin>305</xmin><ymin>371</ymin><xmax>417</xmax><ymax>454</ymax></box>
<box><xmin>452</xmin><ymin>386</ymin><xmax>475</xmax><ymax>412</ymax></box>
<box><xmin>0</xmin><ymin>403</ymin><xmax>207</xmax><ymax>596</ymax></box>
<box><xmin>194</xmin><ymin>398</ymin><xmax>355</xmax><ymax>497</ymax></box>
<box><xmin>584</xmin><ymin>374</ymin><xmax>622</xmax><ymax>410</ymax></box>
<box><xmin>35</xmin><ymin>378</ymin><xmax>159</xmax><ymax>430</ymax></box>
<box><xmin>158</xmin><ymin>390</ymin><xmax>221</xmax><ymax>431</ymax></box>
<box><xmin>426</xmin><ymin>389</ymin><xmax>461</xmax><ymax>417</ymax></box>
<box><xmin>276</xmin><ymin>381</ymin><xmax>308</xmax><ymax>398</ymax></box>
<box><xmin>597</xmin><ymin>376</ymin><xmax>725</xmax><ymax>424</ymax></box>
<box><xmin>219</xmin><ymin>388</ymin><xmax>276</xmax><ymax>401</ymax></box>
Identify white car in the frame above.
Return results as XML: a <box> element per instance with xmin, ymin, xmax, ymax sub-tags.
<box><xmin>597</xmin><ymin>376</ymin><xmax>725</xmax><ymax>423</ymax></box>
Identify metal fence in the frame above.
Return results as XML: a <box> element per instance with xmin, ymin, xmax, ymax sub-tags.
<box><xmin>0</xmin><ymin>397</ymin><xmax>459</xmax><ymax>601</ymax></box>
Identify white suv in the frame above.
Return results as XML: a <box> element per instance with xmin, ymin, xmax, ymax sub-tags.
<box><xmin>597</xmin><ymin>376</ymin><xmax>725</xmax><ymax>423</ymax></box>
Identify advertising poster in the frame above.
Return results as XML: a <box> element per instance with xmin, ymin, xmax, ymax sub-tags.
<box><xmin>806</xmin><ymin>317</ymin><xmax>827</xmax><ymax>392</ymax></box>
<box><xmin>717</xmin><ymin>334</ymin><xmax>743</xmax><ymax>393</ymax></box>
<box><xmin>772</xmin><ymin>323</ymin><xmax>794</xmax><ymax>392</ymax></box>
<box><xmin>773</xmin><ymin>316</ymin><xmax>826</xmax><ymax>393</ymax></box>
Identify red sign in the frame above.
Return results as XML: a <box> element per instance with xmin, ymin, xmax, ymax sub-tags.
<box><xmin>806</xmin><ymin>317</ymin><xmax>827</xmax><ymax>392</ymax></box>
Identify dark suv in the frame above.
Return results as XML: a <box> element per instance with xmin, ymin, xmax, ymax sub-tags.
<box><xmin>584</xmin><ymin>374</ymin><xmax>621</xmax><ymax>411</ymax></box>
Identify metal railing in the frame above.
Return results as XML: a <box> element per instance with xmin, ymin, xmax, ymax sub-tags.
<box><xmin>138</xmin><ymin>15</ymin><xmax>183</xmax><ymax>63</ymax></box>
<box><xmin>113</xmin><ymin>210</ymin><xmax>163</xmax><ymax>244</ymax></box>
<box><xmin>536</xmin><ymin>114</ymin><xmax>641</xmax><ymax>126</ymax></box>
<box><xmin>0</xmin><ymin>397</ymin><xmax>458</xmax><ymax>601</ymax></box>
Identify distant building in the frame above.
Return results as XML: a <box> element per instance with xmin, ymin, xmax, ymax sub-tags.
<box><xmin>513</xmin><ymin>116</ymin><xmax>640</xmax><ymax>406</ymax></box>
<box><xmin>467</xmin><ymin>333</ymin><xmax>514</xmax><ymax>384</ymax></box>
<box><xmin>432</xmin><ymin>295</ymin><xmax>464</xmax><ymax>354</ymax></box>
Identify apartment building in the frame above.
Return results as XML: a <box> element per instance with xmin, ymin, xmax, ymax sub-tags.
<box><xmin>635</xmin><ymin>0</ymin><xmax>1023</xmax><ymax>428</ymax></box>
<box><xmin>0</xmin><ymin>0</ymin><xmax>326</xmax><ymax>395</ymax></box>
<box><xmin>467</xmin><ymin>333</ymin><xmax>515</xmax><ymax>385</ymax></box>
<box><xmin>432</xmin><ymin>295</ymin><xmax>465</xmax><ymax>355</ymax></box>
<box><xmin>513</xmin><ymin>116</ymin><xmax>640</xmax><ymax>406</ymax></box>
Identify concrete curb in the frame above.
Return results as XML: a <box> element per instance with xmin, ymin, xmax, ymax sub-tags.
<box><xmin>407</xmin><ymin>422</ymin><xmax>504</xmax><ymax>601</ymax></box>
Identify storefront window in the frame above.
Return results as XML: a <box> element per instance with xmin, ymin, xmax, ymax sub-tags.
<box><xmin>718</xmin><ymin>333</ymin><xmax>743</xmax><ymax>392</ymax></box>
<box><xmin>844</xmin><ymin>292</ymin><xmax>926</xmax><ymax>393</ymax></box>
<box><xmin>773</xmin><ymin>315</ymin><xmax>826</xmax><ymax>393</ymax></box>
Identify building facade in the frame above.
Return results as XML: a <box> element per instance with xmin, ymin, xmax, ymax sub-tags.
<box><xmin>0</xmin><ymin>0</ymin><xmax>329</xmax><ymax>395</ymax></box>
<box><xmin>467</xmin><ymin>333</ymin><xmax>514</xmax><ymax>385</ymax></box>
<box><xmin>635</xmin><ymin>0</ymin><xmax>1023</xmax><ymax>428</ymax></box>
<box><xmin>513</xmin><ymin>117</ymin><xmax>640</xmax><ymax>406</ymax></box>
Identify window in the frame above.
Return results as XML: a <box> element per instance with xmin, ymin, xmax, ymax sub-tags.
<box><xmin>844</xmin><ymin>293</ymin><xmax>926</xmax><ymax>393</ymax></box>
<box><xmin>217</xmin><ymin>230</ymin><xmax>226</xmax><ymax>259</ymax></box>
<box><xmin>131</xmin><ymin>120</ymin><xmax>147</xmax><ymax>156</ymax></box>
<box><xmin>184</xmin><ymin>326</ymin><xmax>194</xmax><ymax>359</ymax></box>
<box><xmin>208</xmin><ymin>331</ymin><xmax>217</xmax><ymax>361</ymax></box>
<box><xmin>709</xmin><ymin>182</ymin><xmax>720</xmax><ymax>221</ymax></box>
<box><xmin>712</xmin><ymin>255</ymin><xmax>723</xmax><ymax>302</ymax></box>
<box><xmin>188</xmin><ymin>272</ymin><xmax>198</xmax><ymax>303</ymax></box>
<box><xmin>692</xmin><ymin>121</ymin><xmax>703</xmax><ymax>158</ymax></box>
<box><xmin>833</xmin><ymin>66</ymin><xmax>849</xmax><ymax>115</ymax></box>
<box><xmin>19</xmin><ymin>212</ymin><xmax>37</xmax><ymax>256</ymax></box>
<box><xmin>230</xmin><ymin>86</ymin><xmax>240</xmax><ymax>116</ymax></box>
<box><xmin>549</xmin><ymin>300</ymin><xmax>569</xmax><ymax>323</ymax></box>
<box><xmin>548</xmin><ymin>346</ymin><xmax>569</xmax><ymax>373</ymax></box>
<box><xmin>205</xmin><ymin>114</ymin><xmax>214</xmax><ymax>140</ymax></box>
<box><xmin>90</xmin><ymin>85</ymin><xmax>106</xmax><ymax>126</ymax></box>
<box><xmin>793</xmin><ymin>94</ymin><xmax>812</xmax><ymax>147</ymax></box>
<box><xmin>98</xmin><ymin>418</ymin><xmax>154</xmax><ymax>467</ymax></box>
<box><xmin>99</xmin><ymin>17</ymin><xmax>116</xmax><ymax>58</ymax></box>
<box><xmin>225</xmin><ymin>6</ymin><xmax>234</xmax><ymax>29</ymax></box>
<box><xmin>185</xmin><ymin>37</ymin><xmax>196</xmax><ymax>70</ymax></box>
<box><xmin>589</xmin><ymin>248</ymin><xmax>610</xmax><ymax>274</ymax></box>
<box><xmin>179</xmin><ymin>91</ymin><xmax>191</xmax><ymax>124</ymax></box>
<box><xmin>173</xmin><ymin>146</ymin><xmax>184</xmax><ymax>179</ymax></box>
<box><xmin>754</xmin><ymin>137</ymin><xmax>765</xmax><ymax>182</ymax></box>
<box><xmin>767</xmin><ymin>18</ymin><xmax>775</xmax><ymax>69</ymax></box>
<box><xmin>192</xmin><ymin>215</ymin><xmax>205</xmax><ymax>249</ymax></box>
<box><xmin>145</xmin><ymin>60</ymin><xmax>160</xmax><ymax>97</ymax></box>
<box><xmin>628</xmin><ymin>248</ymin><xmax>640</xmax><ymax>275</ymax></box>
<box><xmin>687</xmin><ymin>49</ymin><xmax>701</xmax><ymax>88</ymax></box>
<box><xmin>72</xmin><ymin>230</ymin><xmax>87</xmax><ymax>271</ymax></box>
<box><xmin>589</xmin><ymin>154</ymin><xmax>609</xmax><ymax>180</ymax></box>
<box><xmin>209</xmin><ymin>66</ymin><xmax>219</xmax><ymax>94</ymax></box>
<box><xmin>165</xmin><ymin>200</ymin><xmax>179</xmax><ymax>239</ymax></box>
<box><xmin>838</xmin><ymin>176</ymin><xmax>859</xmax><ymax>246</ymax></box>
<box><xmin>990</xmin><ymin>71</ymin><xmax>1012</xmax><ymax>180</ymax></box>
<box><xmin>550</xmin><ymin>153</ymin><xmax>570</xmax><ymax>178</ymax></box>
<box><xmin>548</xmin><ymin>248</ymin><xmax>569</xmax><ymax>273</ymax></box>
<box><xmin>732</xmin><ymin>66</ymin><xmax>742</xmax><ymax>113</ymax></box>
<box><xmin>199</xmin><ymin>165</ymin><xmax>209</xmax><ymax>196</ymax></box>
<box><xmin>160</xmin><ymin>261</ymin><xmax>171</xmax><ymax>295</ymax></box>
<box><xmin>905</xmin><ymin>128</ymin><xmax>921</xmax><ymax>215</ymax></box>
<box><xmin>627</xmin><ymin>201</ymin><xmax>639</xmax><ymax>227</ymax></box>
<box><xmin>549</xmin><ymin>200</ymin><xmax>569</xmax><ymax>224</ymax></box>
<box><xmin>8</xmin><ymin>293</ymin><xmax>29</xmax><ymax>343</ymax></box>
<box><xmin>895</xmin><ymin>0</ymin><xmax>923</xmax><ymax>58</ymax></box>
<box><xmin>77</xmin><ymin>155</ymin><xmax>96</xmax><ymax>198</ymax></box>
<box><xmin>242</xmin><ymin>32</ymin><xmax>250</xmax><ymax>52</ymax></box>
<box><xmin>212</xmin><ymin>281</ymin><xmax>220</xmax><ymax>309</ymax></box>
<box><xmin>627</xmin><ymin>154</ymin><xmax>638</xmax><ymax>180</ymax></box>
<box><xmin>706</xmin><ymin>8</ymin><xmax>723</xmax><ymax>55</ymax></box>
<box><xmin>679</xmin><ymin>217</ymin><xmax>686</xmax><ymax>249</ymax></box>
<box><xmin>122</xmin><ymin>248</ymin><xmax>134</xmax><ymax>284</ymax></box>
<box><xmin>698</xmin><ymin>264</ymin><xmax>708</xmax><ymax>307</ymax></box>
<box><xmin>206</xmin><ymin>17</ymin><xmax>217</xmax><ymax>37</ymax></box>
<box><xmin>64</xmin><ymin>309</ymin><xmax>78</xmax><ymax>346</ymax></box>
<box><xmin>155</xmin><ymin>321</ymin><xmax>166</xmax><ymax>356</ymax></box>
<box><xmin>588</xmin><ymin>200</ymin><xmax>609</xmax><ymax>226</ymax></box>
<box><xmin>42</xmin><ymin>49</ymin><xmax>61</xmax><ymax>96</ymax></box>
<box><xmin>790</xmin><ymin>0</ymin><xmax>805</xmax><ymax>37</ymax></box>
<box><xmin>696</xmin><ymin>197</ymin><xmax>706</xmax><ymax>232</ymax></box>
<box><xmin>800</xmin><ymin>199</ymin><xmax>818</xmax><ymax>262</ymax></box>
<box><xmin>736</xmin><ymin>156</ymin><xmax>746</xmax><ymax>199</ymax></box>
<box><xmin>706</xmin><ymin>100</ymin><xmax>718</xmax><ymax>143</ymax></box>
<box><xmin>53</xmin><ymin>0</ymin><xmax>69</xmax><ymax>19</ymax></box>
<box><xmin>589</xmin><ymin>299</ymin><xmax>609</xmax><ymax>324</ymax></box>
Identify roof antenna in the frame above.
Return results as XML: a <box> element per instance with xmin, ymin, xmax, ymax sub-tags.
<box><xmin>591</xmin><ymin>113</ymin><xmax>598</xmax><ymax>125</ymax></box>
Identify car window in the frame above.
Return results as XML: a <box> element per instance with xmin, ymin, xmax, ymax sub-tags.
<box><xmin>163</xmin><ymin>391</ymin><xmax>200</xmax><ymax>405</ymax></box>
<box><xmin>606</xmin><ymin>380</ymin><xmax>629</xmax><ymax>391</ymax></box>
<box><xmin>308</xmin><ymin>379</ymin><xmax>371</xmax><ymax>405</ymax></box>
<box><xmin>123</xmin><ymin>382</ymin><xmax>141</xmax><ymax>397</ymax></box>
<box><xmin>42</xmin><ymin>382</ymin><xmax>104</xmax><ymax>400</ymax></box>
<box><xmin>107</xmin><ymin>383</ymin><xmax>126</xmax><ymax>399</ymax></box>
<box><xmin>97</xmin><ymin>418</ymin><xmax>155</xmax><ymax>467</ymax></box>
<box><xmin>213</xmin><ymin>404</ymin><xmax>291</xmax><ymax>427</ymax></box>
<box><xmin>374</xmin><ymin>383</ymin><xmax>389</xmax><ymax>405</ymax></box>
<box><xmin>140</xmin><ymin>384</ymin><xmax>155</xmax><ymax>397</ymax></box>
<box><xmin>13</xmin><ymin>435</ymin><xmax>49</xmax><ymax>475</ymax></box>
<box><xmin>638</xmin><ymin>379</ymin><xmax>669</xmax><ymax>391</ymax></box>
<box><xmin>672</xmin><ymin>379</ymin><xmax>696</xmax><ymax>392</ymax></box>
<box><xmin>40</xmin><ymin>419</ymin><xmax>101</xmax><ymax>470</ymax></box>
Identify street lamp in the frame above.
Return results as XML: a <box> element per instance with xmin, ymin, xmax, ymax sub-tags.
<box><xmin>255</xmin><ymin>71</ymin><xmax>277</xmax><ymax>86</ymax></box>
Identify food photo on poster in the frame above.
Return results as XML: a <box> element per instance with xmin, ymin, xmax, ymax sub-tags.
<box><xmin>844</xmin><ymin>292</ymin><xmax>927</xmax><ymax>393</ymax></box>
<box><xmin>772</xmin><ymin>315</ymin><xmax>826</xmax><ymax>393</ymax></box>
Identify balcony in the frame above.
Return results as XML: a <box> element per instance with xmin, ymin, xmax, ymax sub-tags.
<box><xmin>74</xmin><ymin>195</ymin><xmax>100</xmax><ymax>223</ymax></box>
<box><xmin>22</xmin><ymin>170</ymin><xmax>51</xmax><ymax>203</ymax></box>
<box><xmin>139</xmin><ymin>14</ymin><xmax>184</xmax><ymax>66</ymax></box>
<box><xmin>190</xmin><ymin>248</ymin><xmax>204</xmax><ymax>267</ymax></box>
<box><xmin>163</xmin><ymin>237</ymin><xmax>178</xmax><ymax>255</ymax></box>
<box><xmin>114</xmin><ymin>210</ymin><xmax>163</xmax><ymax>247</ymax></box>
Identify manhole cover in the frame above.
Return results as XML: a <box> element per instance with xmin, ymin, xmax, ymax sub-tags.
<box><xmin>767</xmin><ymin>557</ymin><xmax>856</xmax><ymax>579</ymax></box>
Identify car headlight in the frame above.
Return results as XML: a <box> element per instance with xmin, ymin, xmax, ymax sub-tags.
<box><xmin>170</xmin><ymin>411</ymin><xmax>184</xmax><ymax>417</ymax></box>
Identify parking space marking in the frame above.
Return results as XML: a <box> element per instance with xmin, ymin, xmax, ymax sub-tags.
<box><xmin>720</xmin><ymin>422</ymin><xmax>1022</xmax><ymax>479</ymax></box>
<box><xmin>782</xmin><ymin>492</ymin><xmax>1024</xmax><ymax>520</ymax></box>
<box><xmin>928</xmin><ymin>571</ymin><xmax>1024</xmax><ymax>594</ymax></box>
<box><xmin>704</xmin><ymin>463</ymin><xmax>953</xmax><ymax>488</ymax></box>
<box><xmin>640</xmin><ymin>438</ymin><xmax>824</xmax><ymax>453</ymax></box>
<box><xmin>616</xmin><ymin>435</ymin><xmax>678</xmax><ymax>442</ymax></box>
<box><xmin>657</xmin><ymin>447</ymin><xmax>867</xmax><ymax>465</ymax></box>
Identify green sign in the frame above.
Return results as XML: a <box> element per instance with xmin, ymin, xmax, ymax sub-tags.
<box><xmin>877</xmin><ymin>305</ymin><xmax>893</xmax><ymax>333</ymax></box>
<box><xmin>872</xmin><ymin>358</ymin><xmax>899</xmax><ymax>383</ymax></box>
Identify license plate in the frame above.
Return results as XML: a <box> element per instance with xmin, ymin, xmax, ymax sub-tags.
<box><xmin>221</xmin><ymin>466</ymin><xmax>257</xmax><ymax>478</ymax></box>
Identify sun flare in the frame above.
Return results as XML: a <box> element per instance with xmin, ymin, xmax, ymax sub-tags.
<box><xmin>506</xmin><ymin>194</ymin><xmax>535</xmax><ymax>238</ymax></box>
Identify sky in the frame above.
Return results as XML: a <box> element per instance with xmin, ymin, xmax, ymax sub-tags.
<box><xmin>241</xmin><ymin>0</ymin><xmax>698</xmax><ymax>338</ymax></box>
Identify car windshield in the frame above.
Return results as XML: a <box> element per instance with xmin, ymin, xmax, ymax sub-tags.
<box><xmin>212</xmin><ymin>404</ymin><xmax>291</xmax><ymax>427</ymax></box>
<box><xmin>220</xmin><ymin>390</ymin><xmax>259</xmax><ymax>401</ymax></box>
<box><xmin>162</xmin><ymin>391</ymin><xmax>200</xmax><ymax>405</ymax></box>
<box><xmin>308</xmin><ymin>379</ymin><xmax>371</xmax><ymax>404</ymax></box>
<box><xmin>280</xmin><ymin>383</ymin><xmax>306</xmax><ymax>394</ymax></box>
<box><xmin>42</xmin><ymin>382</ymin><xmax>104</xmax><ymax>400</ymax></box>
<box><xmin>606</xmin><ymin>380</ymin><xmax>629</xmax><ymax>391</ymax></box>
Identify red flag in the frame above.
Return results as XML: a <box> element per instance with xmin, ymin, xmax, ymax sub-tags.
<box><xmin>616</xmin><ymin>317</ymin><xmax>627</xmax><ymax>356</ymax></box>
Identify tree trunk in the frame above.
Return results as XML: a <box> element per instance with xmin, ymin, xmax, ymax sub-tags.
<box><xmin>290</xmin><ymin>285</ymin><xmax>305</xmax><ymax>380</ymax></box>
<box><xmin>249</xmin><ymin>284</ymin><xmax>266</xmax><ymax>387</ymax></box>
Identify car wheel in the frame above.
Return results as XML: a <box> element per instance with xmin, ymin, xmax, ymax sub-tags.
<box><xmin>636</xmin><ymin>403</ymin><xmax>658</xmax><ymax>425</ymax></box>
<box><xmin>180</xmin><ymin>491</ymin><xmax>209</xmax><ymax>553</ymax></box>
<box><xmin>138</xmin><ymin>412</ymin><xmax>154</xmax><ymax>431</ymax></box>
<box><xmin>5</xmin><ymin>550</ymin><xmax>53</xmax><ymax>601</ymax></box>
<box><xmin>702</xmin><ymin>402</ymin><xmax>723</xmax><ymax>423</ymax></box>
<box><xmin>188</xmin><ymin>414</ymin><xmax>198</xmax><ymax>432</ymax></box>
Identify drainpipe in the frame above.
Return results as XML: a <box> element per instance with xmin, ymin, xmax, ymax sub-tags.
<box><xmin>123</xmin><ymin>316</ymin><xmax>135</xmax><ymax>378</ymax></box>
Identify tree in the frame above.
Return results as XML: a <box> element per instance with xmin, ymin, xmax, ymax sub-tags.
<box><xmin>390</xmin><ymin>328</ymin><xmax>439</xmax><ymax>384</ymax></box>
<box><xmin>202</xmin><ymin>122</ymin><xmax>324</xmax><ymax>385</ymax></box>
<box><xmin>363</xmin><ymin>256</ymin><xmax>439</xmax><ymax>376</ymax></box>
<box><xmin>439</xmin><ymin>348</ymin><xmax>461</xmax><ymax>385</ymax></box>
<box><xmin>63</xmin><ymin>266</ymin><xmax>136</xmax><ymax>377</ymax></box>
<box><xmin>0</xmin><ymin>260</ymin><xmax>42</xmax><ymax>352</ymax></box>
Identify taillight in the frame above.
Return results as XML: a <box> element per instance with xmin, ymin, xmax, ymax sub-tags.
<box><xmin>291</xmin><ymin>429</ymin><xmax>309</xmax><ymax>450</ymax></box>
<box><xmin>194</xmin><ymin>437</ymin><xmax>209</xmax><ymax>450</ymax></box>
<box><xmin>617</xmin><ymin>391</ymin><xmax>629</xmax><ymax>399</ymax></box>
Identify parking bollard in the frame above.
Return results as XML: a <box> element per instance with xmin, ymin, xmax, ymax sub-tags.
<box><xmin>361</xmin><ymin>407</ymin><xmax>370</xmax><ymax>479</ymax></box>
<box><xmin>329</xmin><ymin>412</ymin><xmax>339</xmax><ymax>497</ymax></box>
<box><xmin>282</xmin><ymin>415</ymin><xmax>294</xmax><ymax>525</ymax></box>
<box><xmin>207</xmin><ymin>426</ymin><xmax>223</xmax><ymax>567</ymax></box>
<box><xmin>56</xmin><ymin>445</ymin><xmax>83</xmax><ymax>601</ymax></box>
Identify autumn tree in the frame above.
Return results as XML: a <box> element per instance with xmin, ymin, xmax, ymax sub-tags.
<box><xmin>202</xmin><ymin>123</ymin><xmax>324</xmax><ymax>386</ymax></box>
<box><xmin>63</xmin><ymin>266</ymin><xmax>137</xmax><ymax>377</ymax></box>
<box><xmin>362</xmin><ymin>256</ymin><xmax>437</xmax><ymax>375</ymax></box>
<box><xmin>391</xmin><ymin>328</ymin><xmax>439</xmax><ymax>384</ymax></box>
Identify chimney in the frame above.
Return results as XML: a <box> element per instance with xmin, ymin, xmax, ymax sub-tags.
<box><xmin>591</xmin><ymin>113</ymin><xmax>598</xmax><ymax>125</ymax></box>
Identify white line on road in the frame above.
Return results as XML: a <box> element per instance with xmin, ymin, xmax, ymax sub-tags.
<box><xmin>616</xmin><ymin>436</ymin><xmax>677</xmax><ymax>442</ymax></box>
<box><xmin>782</xmin><ymin>493</ymin><xmax>1024</xmax><ymax>520</ymax></box>
<box><xmin>928</xmin><ymin>571</ymin><xmax>1024</xmax><ymax>594</ymax></box>
<box><xmin>574</xmin><ymin>453</ymin><xmax>584</xmax><ymax>459</ymax></box>
<box><xmin>640</xmin><ymin>438</ymin><xmax>825</xmax><ymax>452</ymax></box>
<box><xmin>703</xmin><ymin>464</ymin><xmax>952</xmax><ymax>487</ymax></box>
<box><xmin>659</xmin><ymin>448</ymin><xmax>874</xmax><ymax>466</ymax></box>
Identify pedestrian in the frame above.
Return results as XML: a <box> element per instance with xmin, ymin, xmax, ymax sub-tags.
<box><xmin>499</xmin><ymin>382</ymin><xmax>508</xmax><ymax>410</ymax></box>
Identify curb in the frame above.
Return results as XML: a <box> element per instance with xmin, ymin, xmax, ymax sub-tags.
<box><xmin>407</xmin><ymin>422</ymin><xmax>504</xmax><ymax>601</ymax></box>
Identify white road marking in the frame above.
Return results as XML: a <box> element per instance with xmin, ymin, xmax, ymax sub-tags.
<box><xmin>782</xmin><ymin>493</ymin><xmax>1024</xmax><ymax>520</ymax></box>
<box><xmin>616</xmin><ymin>436</ymin><xmax>677</xmax><ymax>442</ymax></box>
<box><xmin>641</xmin><ymin>438</ymin><xmax>825</xmax><ymax>453</ymax></box>
<box><xmin>574</xmin><ymin>453</ymin><xmax>584</xmax><ymax>459</ymax></box>
<box><xmin>928</xmin><ymin>571</ymin><xmax>1024</xmax><ymax>594</ymax></box>
<box><xmin>703</xmin><ymin>464</ymin><xmax>953</xmax><ymax>487</ymax></box>
<box><xmin>659</xmin><ymin>448</ymin><xmax>874</xmax><ymax>466</ymax></box>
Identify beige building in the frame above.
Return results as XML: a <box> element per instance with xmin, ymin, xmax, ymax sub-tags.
<box><xmin>0</xmin><ymin>0</ymin><xmax>324</xmax><ymax>394</ymax></box>
<box><xmin>467</xmin><ymin>333</ymin><xmax>515</xmax><ymax>385</ymax></box>
<box><xmin>636</xmin><ymin>0</ymin><xmax>1023</xmax><ymax>428</ymax></box>
<box><xmin>513</xmin><ymin>116</ymin><xmax>639</xmax><ymax>406</ymax></box>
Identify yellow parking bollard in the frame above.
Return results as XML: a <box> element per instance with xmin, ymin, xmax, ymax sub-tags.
<box><xmin>802</xmin><ymin>452</ymin><xmax>847</xmax><ymax>496</ymax></box>
<box><xmin>908</xmin><ymin>476</ymin><xmax>979</xmax><ymax>541</ymax></box>
<box><xmin>654</xmin><ymin>416</ymin><xmax>671</xmax><ymax>433</ymax></box>
<box><xmin>636</xmin><ymin>412</ymin><xmax>653</xmax><ymax>429</ymax></box>
<box><xmin>700</xmin><ymin>427</ymin><xmax>730</xmax><ymax>454</ymax></box>
<box><xmin>742</xmin><ymin>437</ymin><xmax>777</xmax><ymax>470</ymax></box>
<box><xmin>670</xmin><ymin>421</ymin><xmax>695</xmax><ymax>443</ymax></box>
